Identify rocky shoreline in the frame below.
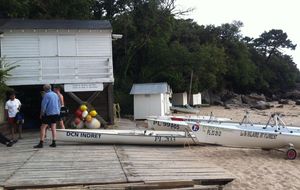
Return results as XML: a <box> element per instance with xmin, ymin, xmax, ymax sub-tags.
<box><xmin>201</xmin><ymin>89</ymin><xmax>300</xmax><ymax>110</ymax></box>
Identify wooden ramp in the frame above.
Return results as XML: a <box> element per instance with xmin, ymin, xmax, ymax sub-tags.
<box><xmin>0</xmin><ymin>132</ymin><xmax>234</xmax><ymax>190</ymax></box>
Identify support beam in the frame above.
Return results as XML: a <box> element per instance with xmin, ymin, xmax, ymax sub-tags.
<box><xmin>107</xmin><ymin>83</ymin><xmax>114</xmax><ymax>125</ymax></box>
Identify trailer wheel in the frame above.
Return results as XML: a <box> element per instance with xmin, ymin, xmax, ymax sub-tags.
<box><xmin>287</xmin><ymin>148</ymin><xmax>297</xmax><ymax>160</ymax></box>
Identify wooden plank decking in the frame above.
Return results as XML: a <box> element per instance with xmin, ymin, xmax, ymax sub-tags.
<box><xmin>0</xmin><ymin>131</ymin><xmax>234</xmax><ymax>190</ymax></box>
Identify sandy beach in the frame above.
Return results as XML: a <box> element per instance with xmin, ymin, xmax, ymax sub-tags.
<box><xmin>186</xmin><ymin>102</ymin><xmax>300</xmax><ymax>190</ymax></box>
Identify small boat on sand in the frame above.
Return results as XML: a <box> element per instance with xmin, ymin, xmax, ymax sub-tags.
<box><xmin>47</xmin><ymin>129</ymin><xmax>197</xmax><ymax>145</ymax></box>
<box><xmin>189</xmin><ymin>114</ymin><xmax>300</xmax><ymax>160</ymax></box>
<box><xmin>170</xmin><ymin>104</ymin><xmax>200</xmax><ymax>114</ymax></box>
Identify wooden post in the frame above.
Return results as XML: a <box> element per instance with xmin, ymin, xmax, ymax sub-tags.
<box><xmin>188</xmin><ymin>70</ymin><xmax>193</xmax><ymax>105</ymax></box>
<box><xmin>107</xmin><ymin>83</ymin><xmax>114</xmax><ymax>125</ymax></box>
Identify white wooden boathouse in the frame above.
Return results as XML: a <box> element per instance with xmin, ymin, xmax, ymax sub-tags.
<box><xmin>0</xmin><ymin>19</ymin><xmax>115</xmax><ymax>125</ymax></box>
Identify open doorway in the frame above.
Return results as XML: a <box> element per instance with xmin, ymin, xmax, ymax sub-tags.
<box><xmin>10</xmin><ymin>85</ymin><xmax>44</xmax><ymax>130</ymax></box>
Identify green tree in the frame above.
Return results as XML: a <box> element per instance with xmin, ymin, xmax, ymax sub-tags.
<box><xmin>0</xmin><ymin>0</ymin><xmax>94</xmax><ymax>19</ymax></box>
<box><xmin>253</xmin><ymin>29</ymin><xmax>297</xmax><ymax>64</ymax></box>
<box><xmin>0</xmin><ymin>58</ymin><xmax>18</xmax><ymax>98</ymax></box>
<box><xmin>92</xmin><ymin>0</ymin><xmax>132</xmax><ymax>20</ymax></box>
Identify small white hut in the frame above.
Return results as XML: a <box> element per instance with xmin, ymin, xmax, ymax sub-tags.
<box><xmin>130</xmin><ymin>83</ymin><xmax>172</xmax><ymax>120</ymax></box>
<box><xmin>190</xmin><ymin>93</ymin><xmax>202</xmax><ymax>106</ymax></box>
<box><xmin>172</xmin><ymin>92</ymin><xmax>188</xmax><ymax>106</ymax></box>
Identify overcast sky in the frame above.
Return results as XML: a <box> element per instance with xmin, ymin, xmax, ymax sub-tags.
<box><xmin>175</xmin><ymin>0</ymin><xmax>300</xmax><ymax>69</ymax></box>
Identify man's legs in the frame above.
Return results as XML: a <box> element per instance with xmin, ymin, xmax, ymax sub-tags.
<box><xmin>49</xmin><ymin>123</ymin><xmax>57</xmax><ymax>147</ymax></box>
<box><xmin>59</xmin><ymin>120</ymin><xmax>65</xmax><ymax>129</ymax></box>
<box><xmin>8</xmin><ymin>118</ymin><xmax>16</xmax><ymax>141</ymax></box>
<box><xmin>33</xmin><ymin>124</ymin><xmax>47</xmax><ymax>148</ymax></box>
<box><xmin>40</xmin><ymin>124</ymin><xmax>48</xmax><ymax>142</ymax></box>
<box><xmin>10</xmin><ymin>125</ymin><xmax>15</xmax><ymax>140</ymax></box>
<box><xmin>18</xmin><ymin>123</ymin><xmax>23</xmax><ymax>139</ymax></box>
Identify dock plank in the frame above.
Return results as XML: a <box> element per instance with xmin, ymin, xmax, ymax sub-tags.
<box><xmin>1</xmin><ymin>130</ymin><xmax>234</xmax><ymax>189</ymax></box>
<box><xmin>115</xmin><ymin>146</ymin><xmax>234</xmax><ymax>184</ymax></box>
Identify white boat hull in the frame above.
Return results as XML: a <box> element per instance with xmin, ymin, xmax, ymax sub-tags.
<box><xmin>47</xmin><ymin>129</ymin><xmax>197</xmax><ymax>145</ymax></box>
<box><xmin>147</xmin><ymin>116</ymin><xmax>230</xmax><ymax>131</ymax></box>
<box><xmin>189</xmin><ymin>122</ymin><xmax>300</xmax><ymax>149</ymax></box>
<box><xmin>147</xmin><ymin>118</ymin><xmax>190</xmax><ymax>131</ymax></box>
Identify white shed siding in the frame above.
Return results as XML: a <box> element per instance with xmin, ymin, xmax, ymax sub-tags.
<box><xmin>163</xmin><ymin>93</ymin><xmax>171</xmax><ymax>114</ymax></box>
<box><xmin>1</xmin><ymin>30</ymin><xmax>113</xmax><ymax>86</ymax></box>
<box><xmin>39</xmin><ymin>35</ymin><xmax>57</xmax><ymax>56</ymax></box>
<box><xmin>134</xmin><ymin>94</ymin><xmax>163</xmax><ymax>120</ymax></box>
<box><xmin>77</xmin><ymin>33</ymin><xmax>111</xmax><ymax>56</ymax></box>
<box><xmin>58</xmin><ymin>35</ymin><xmax>76</xmax><ymax>56</ymax></box>
<box><xmin>2</xmin><ymin>34</ymin><xmax>39</xmax><ymax>57</ymax></box>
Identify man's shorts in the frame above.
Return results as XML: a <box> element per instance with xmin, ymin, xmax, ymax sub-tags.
<box><xmin>42</xmin><ymin>115</ymin><xmax>60</xmax><ymax>125</ymax></box>
<box><xmin>8</xmin><ymin>117</ymin><xmax>16</xmax><ymax>126</ymax></box>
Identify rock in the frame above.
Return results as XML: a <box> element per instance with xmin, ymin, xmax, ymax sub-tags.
<box><xmin>224</xmin><ymin>95</ymin><xmax>243</xmax><ymax>105</ymax></box>
<box><xmin>220</xmin><ymin>91</ymin><xmax>243</xmax><ymax>106</ymax></box>
<box><xmin>201</xmin><ymin>90</ymin><xmax>223</xmax><ymax>105</ymax></box>
<box><xmin>224</xmin><ymin>104</ymin><xmax>231</xmax><ymax>109</ymax></box>
<box><xmin>211</xmin><ymin>94</ymin><xmax>223</xmax><ymax>105</ymax></box>
<box><xmin>271</xmin><ymin>94</ymin><xmax>279</xmax><ymax>101</ymax></box>
<box><xmin>241</xmin><ymin>95</ymin><xmax>257</xmax><ymax>105</ymax></box>
<box><xmin>248</xmin><ymin>93</ymin><xmax>266</xmax><ymax>101</ymax></box>
<box><xmin>278</xmin><ymin>99</ymin><xmax>289</xmax><ymax>104</ymax></box>
<box><xmin>250</xmin><ymin>101</ymin><xmax>271</xmax><ymax>110</ymax></box>
<box><xmin>213</xmin><ymin>100</ymin><xmax>224</xmax><ymax>106</ymax></box>
<box><xmin>221</xmin><ymin>91</ymin><xmax>238</xmax><ymax>102</ymax></box>
<box><xmin>284</xmin><ymin>90</ymin><xmax>300</xmax><ymax>100</ymax></box>
<box><xmin>276</xmin><ymin>104</ymin><xmax>284</xmax><ymax>108</ymax></box>
<box><xmin>296</xmin><ymin>100</ymin><xmax>300</xmax><ymax>105</ymax></box>
<box><xmin>241</xmin><ymin>93</ymin><xmax>266</xmax><ymax>105</ymax></box>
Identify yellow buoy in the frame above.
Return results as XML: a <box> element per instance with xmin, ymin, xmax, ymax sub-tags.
<box><xmin>80</xmin><ymin>105</ymin><xmax>88</xmax><ymax>111</ymax></box>
<box><xmin>89</xmin><ymin>110</ymin><xmax>97</xmax><ymax>117</ymax></box>
<box><xmin>86</xmin><ymin>115</ymin><xmax>92</xmax><ymax>122</ymax></box>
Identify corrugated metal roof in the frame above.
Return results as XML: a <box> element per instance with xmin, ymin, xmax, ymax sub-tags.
<box><xmin>130</xmin><ymin>83</ymin><xmax>171</xmax><ymax>95</ymax></box>
<box><xmin>0</xmin><ymin>19</ymin><xmax>111</xmax><ymax>30</ymax></box>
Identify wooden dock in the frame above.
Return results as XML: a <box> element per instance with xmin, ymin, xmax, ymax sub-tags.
<box><xmin>0</xmin><ymin>132</ymin><xmax>234</xmax><ymax>190</ymax></box>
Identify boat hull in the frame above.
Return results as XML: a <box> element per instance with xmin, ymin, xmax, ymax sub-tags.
<box><xmin>190</xmin><ymin>122</ymin><xmax>300</xmax><ymax>149</ymax></box>
<box><xmin>170</xmin><ymin>106</ymin><xmax>200</xmax><ymax>114</ymax></box>
<box><xmin>147</xmin><ymin>118</ymin><xmax>190</xmax><ymax>131</ymax></box>
<box><xmin>147</xmin><ymin>116</ymin><xmax>231</xmax><ymax>131</ymax></box>
<box><xmin>48</xmin><ymin>129</ymin><xmax>197</xmax><ymax>145</ymax></box>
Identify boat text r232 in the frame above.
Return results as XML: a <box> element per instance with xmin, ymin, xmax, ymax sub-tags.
<box><xmin>203</xmin><ymin>126</ymin><xmax>222</xmax><ymax>136</ymax></box>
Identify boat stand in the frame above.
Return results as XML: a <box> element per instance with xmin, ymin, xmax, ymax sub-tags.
<box><xmin>239</xmin><ymin>111</ymin><xmax>253</xmax><ymax>126</ymax></box>
<box><xmin>263</xmin><ymin>114</ymin><xmax>292</xmax><ymax>133</ymax></box>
